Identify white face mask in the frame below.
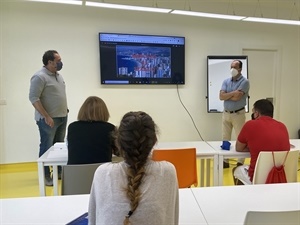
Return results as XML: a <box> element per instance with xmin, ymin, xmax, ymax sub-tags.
<box><xmin>230</xmin><ymin>68</ymin><xmax>238</xmax><ymax>77</ymax></box>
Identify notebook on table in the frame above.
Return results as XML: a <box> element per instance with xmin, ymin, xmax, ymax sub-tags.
<box><xmin>66</xmin><ymin>212</ymin><xmax>88</xmax><ymax>225</ymax></box>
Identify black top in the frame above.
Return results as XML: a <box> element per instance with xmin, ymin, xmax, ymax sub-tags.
<box><xmin>67</xmin><ymin>121</ymin><xmax>118</xmax><ymax>165</ymax></box>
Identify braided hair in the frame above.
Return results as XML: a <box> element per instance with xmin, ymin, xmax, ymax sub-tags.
<box><xmin>117</xmin><ymin>111</ymin><xmax>157</xmax><ymax>225</ymax></box>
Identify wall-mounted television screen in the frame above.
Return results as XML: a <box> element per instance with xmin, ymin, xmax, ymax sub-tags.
<box><xmin>99</xmin><ymin>32</ymin><xmax>185</xmax><ymax>84</ymax></box>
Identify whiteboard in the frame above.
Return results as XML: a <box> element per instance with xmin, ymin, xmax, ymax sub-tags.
<box><xmin>207</xmin><ymin>56</ymin><xmax>249</xmax><ymax>113</ymax></box>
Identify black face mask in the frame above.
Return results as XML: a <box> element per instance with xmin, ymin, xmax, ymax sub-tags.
<box><xmin>56</xmin><ymin>61</ymin><xmax>63</xmax><ymax>71</ymax></box>
<box><xmin>251</xmin><ymin>113</ymin><xmax>255</xmax><ymax>120</ymax></box>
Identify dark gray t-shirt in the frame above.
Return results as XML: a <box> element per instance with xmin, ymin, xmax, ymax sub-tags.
<box><xmin>29</xmin><ymin>67</ymin><xmax>68</xmax><ymax>121</ymax></box>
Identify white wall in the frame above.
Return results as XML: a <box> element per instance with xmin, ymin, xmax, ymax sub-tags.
<box><xmin>0</xmin><ymin>1</ymin><xmax>299</xmax><ymax>164</ymax></box>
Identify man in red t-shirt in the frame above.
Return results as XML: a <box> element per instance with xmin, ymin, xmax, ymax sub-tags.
<box><xmin>233</xmin><ymin>99</ymin><xmax>290</xmax><ymax>184</ymax></box>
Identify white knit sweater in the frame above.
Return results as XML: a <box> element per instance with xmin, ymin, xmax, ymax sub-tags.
<box><xmin>88</xmin><ymin>160</ymin><xmax>179</xmax><ymax>225</ymax></box>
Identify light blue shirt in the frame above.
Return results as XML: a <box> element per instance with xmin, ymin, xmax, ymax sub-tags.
<box><xmin>221</xmin><ymin>75</ymin><xmax>249</xmax><ymax>111</ymax></box>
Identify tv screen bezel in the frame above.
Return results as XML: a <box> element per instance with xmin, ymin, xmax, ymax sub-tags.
<box><xmin>99</xmin><ymin>32</ymin><xmax>185</xmax><ymax>85</ymax></box>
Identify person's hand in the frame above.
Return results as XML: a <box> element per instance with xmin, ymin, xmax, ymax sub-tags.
<box><xmin>45</xmin><ymin>116</ymin><xmax>54</xmax><ymax>128</ymax></box>
<box><xmin>232</xmin><ymin>90</ymin><xmax>243</xmax><ymax>97</ymax></box>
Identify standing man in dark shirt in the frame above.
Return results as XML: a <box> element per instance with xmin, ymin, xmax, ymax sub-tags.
<box><xmin>29</xmin><ymin>50</ymin><xmax>68</xmax><ymax>186</ymax></box>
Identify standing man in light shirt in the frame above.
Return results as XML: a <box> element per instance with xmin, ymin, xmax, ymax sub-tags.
<box><xmin>219</xmin><ymin>60</ymin><xmax>250</xmax><ymax>168</ymax></box>
<box><xmin>29</xmin><ymin>50</ymin><xmax>68</xmax><ymax>186</ymax></box>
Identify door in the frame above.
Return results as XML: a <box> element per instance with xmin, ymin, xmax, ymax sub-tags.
<box><xmin>242</xmin><ymin>48</ymin><xmax>280</xmax><ymax>120</ymax></box>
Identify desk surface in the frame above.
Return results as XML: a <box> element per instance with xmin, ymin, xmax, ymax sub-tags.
<box><xmin>207</xmin><ymin>140</ymin><xmax>250</xmax><ymax>157</ymax></box>
<box><xmin>38</xmin><ymin>141</ymin><xmax>217</xmax><ymax>163</ymax></box>
<box><xmin>192</xmin><ymin>182</ymin><xmax>300</xmax><ymax>225</ymax></box>
<box><xmin>0</xmin><ymin>189</ymin><xmax>207</xmax><ymax>225</ymax></box>
<box><xmin>1</xmin><ymin>194</ymin><xmax>89</xmax><ymax>225</ymax></box>
<box><xmin>208</xmin><ymin>139</ymin><xmax>300</xmax><ymax>154</ymax></box>
<box><xmin>37</xmin><ymin>146</ymin><xmax>67</xmax><ymax>164</ymax></box>
<box><xmin>153</xmin><ymin>141</ymin><xmax>216</xmax><ymax>156</ymax></box>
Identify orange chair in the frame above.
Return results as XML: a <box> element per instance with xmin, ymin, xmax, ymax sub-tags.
<box><xmin>152</xmin><ymin>148</ymin><xmax>198</xmax><ymax>188</ymax></box>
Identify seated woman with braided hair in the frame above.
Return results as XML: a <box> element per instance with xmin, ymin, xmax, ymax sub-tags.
<box><xmin>88</xmin><ymin>111</ymin><xmax>179</xmax><ymax>225</ymax></box>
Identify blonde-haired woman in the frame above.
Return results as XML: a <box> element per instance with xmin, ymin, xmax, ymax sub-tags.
<box><xmin>67</xmin><ymin>96</ymin><xmax>118</xmax><ymax>165</ymax></box>
<box><xmin>88</xmin><ymin>111</ymin><xmax>178</xmax><ymax>225</ymax></box>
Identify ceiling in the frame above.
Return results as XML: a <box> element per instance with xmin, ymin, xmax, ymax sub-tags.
<box><xmin>88</xmin><ymin>0</ymin><xmax>300</xmax><ymax>20</ymax></box>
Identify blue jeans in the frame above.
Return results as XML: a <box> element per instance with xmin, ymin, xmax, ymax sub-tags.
<box><xmin>37</xmin><ymin>116</ymin><xmax>67</xmax><ymax>176</ymax></box>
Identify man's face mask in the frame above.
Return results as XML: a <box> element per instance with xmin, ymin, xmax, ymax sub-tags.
<box><xmin>230</xmin><ymin>68</ymin><xmax>238</xmax><ymax>77</ymax></box>
<box><xmin>56</xmin><ymin>61</ymin><xmax>63</xmax><ymax>71</ymax></box>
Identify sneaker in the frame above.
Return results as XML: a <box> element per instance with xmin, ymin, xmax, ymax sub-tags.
<box><xmin>45</xmin><ymin>176</ymin><xmax>53</xmax><ymax>186</ymax></box>
<box><xmin>232</xmin><ymin>166</ymin><xmax>245</xmax><ymax>185</ymax></box>
<box><xmin>223</xmin><ymin>161</ymin><xmax>230</xmax><ymax>168</ymax></box>
<box><xmin>237</xmin><ymin>162</ymin><xmax>243</xmax><ymax>167</ymax></box>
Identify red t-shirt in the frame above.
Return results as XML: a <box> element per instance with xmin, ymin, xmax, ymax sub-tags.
<box><xmin>237</xmin><ymin>116</ymin><xmax>290</xmax><ymax>181</ymax></box>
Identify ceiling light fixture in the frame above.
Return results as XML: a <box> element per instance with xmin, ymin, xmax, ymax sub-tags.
<box><xmin>242</xmin><ymin>17</ymin><xmax>300</xmax><ymax>25</ymax></box>
<box><xmin>26</xmin><ymin>0</ymin><xmax>82</xmax><ymax>5</ymax></box>
<box><xmin>85</xmin><ymin>1</ymin><xmax>171</xmax><ymax>13</ymax></box>
<box><xmin>171</xmin><ymin>10</ymin><xmax>246</xmax><ymax>21</ymax></box>
<box><xmin>25</xmin><ymin>0</ymin><xmax>300</xmax><ymax>26</ymax></box>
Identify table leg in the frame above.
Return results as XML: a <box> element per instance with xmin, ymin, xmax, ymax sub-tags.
<box><xmin>213</xmin><ymin>154</ymin><xmax>219</xmax><ymax>186</ymax></box>
<box><xmin>200</xmin><ymin>159</ymin><xmax>205</xmax><ymax>187</ymax></box>
<box><xmin>218</xmin><ymin>155</ymin><xmax>224</xmax><ymax>186</ymax></box>
<box><xmin>37</xmin><ymin>162</ymin><xmax>46</xmax><ymax>196</ymax></box>
<box><xmin>52</xmin><ymin>165</ymin><xmax>58</xmax><ymax>195</ymax></box>
<box><xmin>206</xmin><ymin>159</ymin><xmax>211</xmax><ymax>187</ymax></box>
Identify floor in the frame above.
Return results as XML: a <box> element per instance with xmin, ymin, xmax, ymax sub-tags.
<box><xmin>0</xmin><ymin>159</ymin><xmax>299</xmax><ymax>198</ymax></box>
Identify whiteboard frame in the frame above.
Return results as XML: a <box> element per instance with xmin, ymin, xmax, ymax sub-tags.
<box><xmin>207</xmin><ymin>55</ymin><xmax>249</xmax><ymax>113</ymax></box>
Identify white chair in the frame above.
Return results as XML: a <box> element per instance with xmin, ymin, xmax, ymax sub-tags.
<box><xmin>234</xmin><ymin>150</ymin><xmax>299</xmax><ymax>185</ymax></box>
<box><xmin>244</xmin><ymin>210</ymin><xmax>300</xmax><ymax>225</ymax></box>
<box><xmin>252</xmin><ymin>150</ymin><xmax>299</xmax><ymax>184</ymax></box>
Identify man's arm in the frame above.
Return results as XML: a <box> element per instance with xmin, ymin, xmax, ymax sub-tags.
<box><xmin>219</xmin><ymin>90</ymin><xmax>244</xmax><ymax>101</ymax></box>
<box><xmin>236</xmin><ymin>140</ymin><xmax>249</xmax><ymax>152</ymax></box>
<box><xmin>230</xmin><ymin>90</ymin><xmax>244</xmax><ymax>101</ymax></box>
<box><xmin>32</xmin><ymin>100</ymin><xmax>54</xmax><ymax>128</ymax></box>
<box><xmin>219</xmin><ymin>90</ymin><xmax>233</xmax><ymax>100</ymax></box>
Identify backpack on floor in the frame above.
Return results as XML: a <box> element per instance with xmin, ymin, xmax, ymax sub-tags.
<box><xmin>265</xmin><ymin>151</ymin><xmax>289</xmax><ymax>184</ymax></box>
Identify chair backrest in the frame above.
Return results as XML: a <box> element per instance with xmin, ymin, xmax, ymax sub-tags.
<box><xmin>152</xmin><ymin>148</ymin><xmax>197</xmax><ymax>188</ymax></box>
<box><xmin>252</xmin><ymin>150</ymin><xmax>299</xmax><ymax>184</ymax></box>
<box><xmin>244</xmin><ymin>210</ymin><xmax>300</xmax><ymax>225</ymax></box>
<box><xmin>61</xmin><ymin>163</ymin><xmax>102</xmax><ymax>195</ymax></box>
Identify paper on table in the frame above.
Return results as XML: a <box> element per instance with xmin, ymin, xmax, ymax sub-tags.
<box><xmin>47</xmin><ymin>149</ymin><xmax>68</xmax><ymax>158</ymax></box>
<box><xmin>54</xmin><ymin>142</ymin><xmax>67</xmax><ymax>150</ymax></box>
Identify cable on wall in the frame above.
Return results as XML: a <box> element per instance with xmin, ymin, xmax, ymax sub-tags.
<box><xmin>176</xmin><ymin>84</ymin><xmax>205</xmax><ymax>141</ymax></box>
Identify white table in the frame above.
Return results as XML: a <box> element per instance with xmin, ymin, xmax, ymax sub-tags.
<box><xmin>155</xmin><ymin>141</ymin><xmax>218</xmax><ymax>187</ymax></box>
<box><xmin>290</xmin><ymin>139</ymin><xmax>300</xmax><ymax>150</ymax></box>
<box><xmin>208</xmin><ymin>139</ymin><xmax>300</xmax><ymax>186</ymax></box>
<box><xmin>37</xmin><ymin>141</ymin><xmax>218</xmax><ymax>196</ymax></box>
<box><xmin>0</xmin><ymin>189</ymin><xmax>208</xmax><ymax>225</ymax></box>
<box><xmin>191</xmin><ymin>182</ymin><xmax>300</xmax><ymax>225</ymax></box>
<box><xmin>207</xmin><ymin>141</ymin><xmax>250</xmax><ymax>186</ymax></box>
<box><xmin>37</xmin><ymin>146</ymin><xmax>68</xmax><ymax>196</ymax></box>
<box><xmin>0</xmin><ymin>194</ymin><xmax>89</xmax><ymax>225</ymax></box>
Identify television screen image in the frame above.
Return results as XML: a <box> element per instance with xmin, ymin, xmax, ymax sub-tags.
<box><xmin>99</xmin><ymin>33</ymin><xmax>185</xmax><ymax>85</ymax></box>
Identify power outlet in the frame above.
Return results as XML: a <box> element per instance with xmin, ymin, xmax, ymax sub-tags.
<box><xmin>0</xmin><ymin>99</ymin><xmax>7</xmax><ymax>105</ymax></box>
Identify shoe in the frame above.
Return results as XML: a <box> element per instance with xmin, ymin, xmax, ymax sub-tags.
<box><xmin>232</xmin><ymin>166</ymin><xmax>245</xmax><ymax>185</ymax></box>
<box><xmin>45</xmin><ymin>176</ymin><xmax>53</xmax><ymax>186</ymax></box>
<box><xmin>223</xmin><ymin>161</ymin><xmax>230</xmax><ymax>168</ymax></box>
<box><xmin>237</xmin><ymin>162</ymin><xmax>243</xmax><ymax>167</ymax></box>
